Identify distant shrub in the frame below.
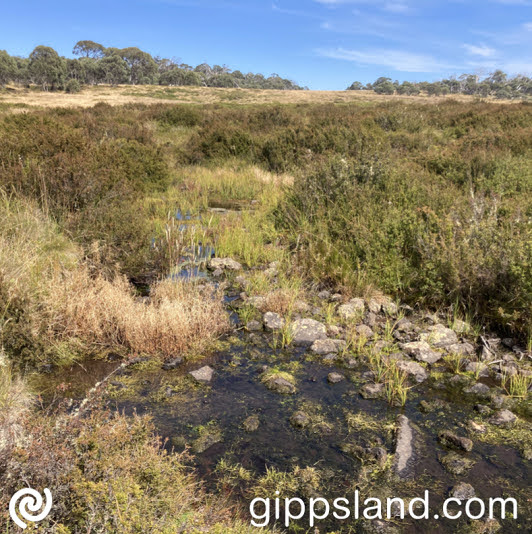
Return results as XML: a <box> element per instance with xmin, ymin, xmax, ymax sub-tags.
<box><xmin>65</xmin><ymin>78</ymin><xmax>81</xmax><ymax>93</ymax></box>
<box><xmin>158</xmin><ymin>105</ymin><xmax>202</xmax><ymax>127</ymax></box>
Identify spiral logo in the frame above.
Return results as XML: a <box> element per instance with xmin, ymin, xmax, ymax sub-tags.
<box><xmin>9</xmin><ymin>488</ymin><xmax>52</xmax><ymax>529</ymax></box>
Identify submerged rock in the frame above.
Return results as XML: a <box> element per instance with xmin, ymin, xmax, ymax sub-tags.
<box><xmin>327</xmin><ymin>372</ymin><xmax>345</xmax><ymax>384</ymax></box>
<box><xmin>400</xmin><ymin>341</ymin><xmax>442</xmax><ymax>364</ymax></box>
<box><xmin>263</xmin><ymin>312</ymin><xmax>284</xmax><ymax>332</ymax></box>
<box><xmin>360</xmin><ymin>382</ymin><xmax>385</xmax><ymax>399</ymax></box>
<box><xmin>189</xmin><ymin>365</ymin><xmax>214</xmax><ymax>383</ymax></box>
<box><xmin>291</xmin><ymin>318</ymin><xmax>327</xmax><ymax>346</ymax></box>
<box><xmin>310</xmin><ymin>338</ymin><xmax>346</xmax><ymax>355</ymax></box>
<box><xmin>246</xmin><ymin>320</ymin><xmax>263</xmax><ymax>332</ymax></box>
<box><xmin>450</xmin><ymin>482</ymin><xmax>476</xmax><ymax>500</ymax></box>
<box><xmin>440</xmin><ymin>452</ymin><xmax>475</xmax><ymax>475</ymax></box>
<box><xmin>393</xmin><ymin>415</ymin><xmax>415</xmax><ymax>478</ymax></box>
<box><xmin>439</xmin><ymin>430</ymin><xmax>473</xmax><ymax>452</ymax></box>
<box><xmin>262</xmin><ymin>373</ymin><xmax>296</xmax><ymax>394</ymax></box>
<box><xmin>192</xmin><ymin>429</ymin><xmax>222</xmax><ymax>453</ymax></box>
<box><xmin>208</xmin><ymin>257</ymin><xmax>242</xmax><ymax>271</ymax></box>
<box><xmin>290</xmin><ymin>411</ymin><xmax>310</xmax><ymax>429</ymax></box>
<box><xmin>243</xmin><ymin>415</ymin><xmax>260</xmax><ymax>432</ymax></box>
<box><xmin>162</xmin><ymin>356</ymin><xmax>183</xmax><ymax>370</ymax></box>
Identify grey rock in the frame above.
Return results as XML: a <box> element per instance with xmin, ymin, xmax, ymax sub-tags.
<box><xmin>209</xmin><ymin>257</ymin><xmax>242</xmax><ymax>271</ymax></box>
<box><xmin>246</xmin><ymin>320</ymin><xmax>263</xmax><ymax>332</ymax></box>
<box><xmin>327</xmin><ymin>372</ymin><xmax>345</xmax><ymax>384</ymax></box>
<box><xmin>467</xmin><ymin>420</ymin><xmax>487</xmax><ymax>433</ymax></box>
<box><xmin>360</xmin><ymin>382</ymin><xmax>386</xmax><ymax>399</ymax></box>
<box><xmin>393</xmin><ymin>415</ymin><xmax>415</xmax><ymax>478</ymax></box>
<box><xmin>396</xmin><ymin>359</ymin><xmax>429</xmax><ymax>383</ymax></box>
<box><xmin>192</xmin><ymin>430</ymin><xmax>222</xmax><ymax>453</ymax></box>
<box><xmin>331</xmin><ymin>293</ymin><xmax>343</xmax><ymax>302</ymax></box>
<box><xmin>368</xmin><ymin>298</ymin><xmax>382</xmax><ymax>314</ymax></box>
<box><xmin>243</xmin><ymin>415</ymin><xmax>260</xmax><ymax>432</ymax></box>
<box><xmin>441</xmin><ymin>452</ymin><xmax>475</xmax><ymax>475</ymax></box>
<box><xmin>338</xmin><ymin>299</ymin><xmax>364</xmax><ymax>321</ymax></box>
<box><xmin>489</xmin><ymin>409</ymin><xmax>517</xmax><ymax>426</ymax></box>
<box><xmin>162</xmin><ymin>356</ymin><xmax>184</xmax><ymax>370</ymax></box>
<box><xmin>263</xmin><ymin>375</ymin><xmax>296</xmax><ymax>394</ymax></box>
<box><xmin>439</xmin><ymin>430</ymin><xmax>473</xmax><ymax>452</ymax></box>
<box><xmin>396</xmin><ymin>318</ymin><xmax>414</xmax><ymax>332</ymax></box>
<box><xmin>364</xmin><ymin>311</ymin><xmax>377</xmax><ymax>328</ymax></box>
<box><xmin>322</xmin><ymin>353</ymin><xmax>338</xmax><ymax>363</ymax></box>
<box><xmin>212</xmin><ymin>268</ymin><xmax>223</xmax><ymax>277</ymax></box>
<box><xmin>368</xmin><ymin>446</ymin><xmax>388</xmax><ymax>467</ymax></box>
<box><xmin>420</xmin><ymin>324</ymin><xmax>459</xmax><ymax>348</ymax></box>
<box><xmin>247</xmin><ymin>295</ymin><xmax>266</xmax><ymax>308</ymax></box>
<box><xmin>291</xmin><ymin>318</ymin><xmax>327</xmax><ymax>346</ymax></box>
<box><xmin>401</xmin><ymin>341</ymin><xmax>442</xmax><ymax>364</ymax></box>
<box><xmin>356</xmin><ymin>324</ymin><xmax>374</xmax><ymax>338</ymax></box>
<box><xmin>290</xmin><ymin>411</ymin><xmax>310</xmax><ymax>428</ymax></box>
<box><xmin>310</xmin><ymin>338</ymin><xmax>346</xmax><ymax>355</ymax></box>
<box><xmin>318</xmin><ymin>290</ymin><xmax>331</xmax><ymax>300</ymax></box>
<box><xmin>189</xmin><ymin>365</ymin><xmax>214</xmax><ymax>383</ymax></box>
<box><xmin>263</xmin><ymin>312</ymin><xmax>285</xmax><ymax>332</ymax></box>
<box><xmin>465</xmin><ymin>362</ymin><xmax>489</xmax><ymax>377</ymax></box>
<box><xmin>464</xmin><ymin>382</ymin><xmax>491</xmax><ymax>398</ymax></box>
<box><xmin>450</xmin><ymin>482</ymin><xmax>476</xmax><ymax>500</ymax></box>
<box><xmin>293</xmin><ymin>300</ymin><xmax>311</xmax><ymax>313</ymax></box>
<box><xmin>448</xmin><ymin>342</ymin><xmax>476</xmax><ymax>356</ymax></box>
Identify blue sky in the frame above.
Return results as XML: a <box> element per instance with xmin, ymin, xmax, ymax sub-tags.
<box><xmin>1</xmin><ymin>0</ymin><xmax>531</xmax><ymax>89</ymax></box>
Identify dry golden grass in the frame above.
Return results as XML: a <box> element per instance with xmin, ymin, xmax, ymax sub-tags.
<box><xmin>46</xmin><ymin>270</ymin><xmax>230</xmax><ymax>359</ymax></box>
<box><xmin>0</xmin><ymin>83</ymin><xmax>517</xmax><ymax>110</ymax></box>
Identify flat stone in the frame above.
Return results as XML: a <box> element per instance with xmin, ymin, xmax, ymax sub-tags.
<box><xmin>208</xmin><ymin>257</ymin><xmax>242</xmax><ymax>271</ymax></box>
<box><xmin>189</xmin><ymin>365</ymin><xmax>214</xmax><ymax>383</ymax></box>
<box><xmin>290</xmin><ymin>411</ymin><xmax>310</xmax><ymax>428</ymax></box>
<box><xmin>489</xmin><ymin>409</ymin><xmax>517</xmax><ymax>426</ymax></box>
<box><xmin>338</xmin><ymin>299</ymin><xmax>364</xmax><ymax>320</ymax></box>
<box><xmin>360</xmin><ymin>382</ymin><xmax>386</xmax><ymax>399</ymax></box>
<box><xmin>464</xmin><ymin>382</ymin><xmax>491</xmax><ymax>397</ymax></box>
<box><xmin>440</xmin><ymin>452</ymin><xmax>475</xmax><ymax>475</ymax></box>
<box><xmin>450</xmin><ymin>482</ymin><xmax>476</xmax><ymax>500</ymax></box>
<box><xmin>246</xmin><ymin>320</ymin><xmax>263</xmax><ymax>332</ymax></box>
<box><xmin>291</xmin><ymin>318</ymin><xmax>327</xmax><ymax>346</ymax></box>
<box><xmin>448</xmin><ymin>342</ymin><xmax>476</xmax><ymax>356</ymax></box>
<box><xmin>263</xmin><ymin>312</ymin><xmax>284</xmax><ymax>332</ymax></box>
<box><xmin>396</xmin><ymin>360</ymin><xmax>429</xmax><ymax>383</ymax></box>
<box><xmin>317</xmin><ymin>290</ymin><xmax>331</xmax><ymax>300</ymax></box>
<box><xmin>400</xmin><ymin>341</ymin><xmax>442</xmax><ymax>364</ymax></box>
<box><xmin>393</xmin><ymin>415</ymin><xmax>415</xmax><ymax>478</ymax></box>
<box><xmin>465</xmin><ymin>362</ymin><xmax>489</xmax><ymax>377</ymax></box>
<box><xmin>356</xmin><ymin>324</ymin><xmax>374</xmax><ymax>338</ymax></box>
<box><xmin>420</xmin><ymin>324</ymin><xmax>459</xmax><ymax>348</ymax></box>
<box><xmin>243</xmin><ymin>415</ymin><xmax>260</xmax><ymax>432</ymax></box>
<box><xmin>162</xmin><ymin>356</ymin><xmax>184</xmax><ymax>370</ymax></box>
<box><xmin>327</xmin><ymin>372</ymin><xmax>345</xmax><ymax>384</ymax></box>
<box><xmin>310</xmin><ymin>338</ymin><xmax>346</xmax><ymax>355</ymax></box>
<box><xmin>367</xmin><ymin>298</ymin><xmax>382</xmax><ymax>314</ymax></box>
<box><xmin>439</xmin><ymin>430</ymin><xmax>473</xmax><ymax>452</ymax></box>
<box><xmin>263</xmin><ymin>375</ymin><xmax>296</xmax><ymax>394</ymax></box>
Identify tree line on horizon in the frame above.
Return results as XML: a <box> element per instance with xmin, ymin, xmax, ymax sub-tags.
<box><xmin>348</xmin><ymin>73</ymin><xmax>532</xmax><ymax>99</ymax></box>
<box><xmin>0</xmin><ymin>40</ymin><xmax>304</xmax><ymax>92</ymax></box>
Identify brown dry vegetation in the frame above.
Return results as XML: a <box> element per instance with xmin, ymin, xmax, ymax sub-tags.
<box><xmin>0</xmin><ymin>83</ymin><xmax>518</xmax><ymax>110</ymax></box>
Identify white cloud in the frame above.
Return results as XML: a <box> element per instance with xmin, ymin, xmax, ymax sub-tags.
<box><xmin>317</xmin><ymin>47</ymin><xmax>453</xmax><ymax>72</ymax></box>
<box><xmin>462</xmin><ymin>44</ymin><xmax>497</xmax><ymax>57</ymax></box>
<box><xmin>383</xmin><ymin>2</ymin><xmax>409</xmax><ymax>13</ymax></box>
<box><xmin>523</xmin><ymin>22</ymin><xmax>532</xmax><ymax>31</ymax></box>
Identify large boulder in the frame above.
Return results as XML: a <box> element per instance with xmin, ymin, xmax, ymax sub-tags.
<box><xmin>420</xmin><ymin>324</ymin><xmax>458</xmax><ymax>348</ymax></box>
<box><xmin>400</xmin><ymin>341</ymin><xmax>442</xmax><ymax>364</ymax></box>
<box><xmin>208</xmin><ymin>257</ymin><xmax>242</xmax><ymax>271</ymax></box>
<box><xmin>291</xmin><ymin>318</ymin><xmax>327</xmax><ymax>347</ymax></box>
<box><xmin>310</xmin><ymin>338</ymin><xmax>346</xmax><ymax>355</ymax></box>
<box><xmin>263</xmin><ymin>312</ymin><xmax>284</xmax><ymax>332</ymax></box>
